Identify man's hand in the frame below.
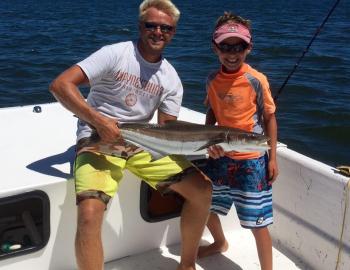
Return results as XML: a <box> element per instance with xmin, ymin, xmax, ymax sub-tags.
<box><xmin>207</xmin><ymin>145</ymin><xmax>225</xmax><ymax>159</ymax></box>
<box><xmin>94</xmin><ymin>116</ymin><xmax>120</xmax><ymax>143</ymax></box>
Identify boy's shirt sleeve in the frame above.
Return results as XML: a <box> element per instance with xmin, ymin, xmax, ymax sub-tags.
<box><xmin>261</xmin><ymin>76</ymin><xmax>276</xmax><ymax>115</ymax></box>
<box><xmin>204</xmin><ymin>76</ymin><xmax>210</xmax><ymax>107</ymax></box>
<box><xmin>204</xmin><ymin>71</ymin><xmax>219</xmax><ymax>108</ymax></box>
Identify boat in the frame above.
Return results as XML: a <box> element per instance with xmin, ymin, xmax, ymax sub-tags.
<box><xmin>0</xmin><ymin>102</ymin><xmax>349</xmax><ymax>270</ymax></box>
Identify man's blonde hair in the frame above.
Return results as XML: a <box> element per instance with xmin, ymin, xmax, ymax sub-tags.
<box><xmin>139</xmin><ymin>0</ymin><xmax>180</xmax><ymax>24</ymax></box>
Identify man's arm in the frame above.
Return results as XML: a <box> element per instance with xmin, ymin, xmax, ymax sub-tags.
<box><xmin>264</xmin><ymin>112</ymin><xmax>279</xmax><ymax>184</ymax></box>
<box><xmin>157</xmin><ymin>110</ymin><xmax>177</xmax><ymax>125</ymax></box>
<box><xmin>49</xmin><ymin>65</ymin><xmax>120</xmax><ymax>142</ymax></box>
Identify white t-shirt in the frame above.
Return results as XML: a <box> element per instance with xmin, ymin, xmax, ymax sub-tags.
<box><xmin>76</xmin><ymin>41</ymin><xmax>183</xmax><ymax>140</ymax></box>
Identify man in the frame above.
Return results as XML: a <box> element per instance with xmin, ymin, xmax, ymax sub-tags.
<box><xmin>49</xmin><ymin>1</ymin><xmax>211</xmax><ymax>270</ymax></box>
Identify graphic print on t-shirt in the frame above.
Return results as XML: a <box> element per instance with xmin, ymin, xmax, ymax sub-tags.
<box><xmin>115</xmin><ymin>70</ymin><xmax>164</xmax><ymax>107</ymax></box>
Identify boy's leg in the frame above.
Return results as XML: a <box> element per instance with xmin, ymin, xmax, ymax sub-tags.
<box><xmin>169</xmin><ymin>170</ymin><xmax>212</xmax><ymax>270</ymax></box>
<box><xmin>198</xmin><ymin>212</ymin><xmax>228</xmax><ymax>258</ymax></box>
<box><xmin>252</xmin><ymin>227</ymin><xmax>273</xmax><ymax>270</ymax></box>
<box><xmin>230</xmin><ymin>154</ymin><xmax>273</xmax><ymax>270</ymax></box>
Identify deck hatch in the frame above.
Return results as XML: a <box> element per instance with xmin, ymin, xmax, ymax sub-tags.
<box><xmin>139</xmin><ymin>159</ymin><xmax>208</xmax><ymax>222</ymax></box>
<box><xmin>0</xmin><ymin>190</ymin><xmax>50</xmax><ymax>260</ymax></box>
<box><xmin>139</xmin><ymin>181</ymin><xmax>183</xmax><ymax>222</ymax></box>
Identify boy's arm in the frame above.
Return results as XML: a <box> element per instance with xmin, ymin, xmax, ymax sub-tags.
<box><xmin>205</xmin><ymin>107</ymin><xmax>217</xmax><ymax>125</ymax></box>
<box><xmin>264</xmin><ymin>112</ymin><xmax>279</xmax><ymax>184</ymax></box>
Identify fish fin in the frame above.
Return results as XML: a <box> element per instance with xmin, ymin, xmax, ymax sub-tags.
<box><xmin>119</xmin><ymin>122</ymin><xmax>157</xmax><ymax>129</ymax></box>
<box><xmin>195</xmin><ymin>136</ymin><xmax>224</xmax><ymax>151</ymax></box>
<box><xmin>123</xmin><ymin>139</ymin><xmax>167</xmax><ymax>161</ymax></box>
<box><xmin>147</xmin><ymin>150</ymin><xmax>167</xmax><ymax>161</ymax></box>
<box><xmin>163</xmin><ymin>120</ymin><xmax>202</xmax><ymax>126</ymax></box>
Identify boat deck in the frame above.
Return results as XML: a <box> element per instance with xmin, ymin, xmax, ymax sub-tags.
<box><xmin>105</xmin><ymin>229</ymin><xmax>304</xmax><ymax>270</ymax></box>
<box><xmin>1</xmin><ymin>103</ymin><xmax>349</xmax><ymax>270</ymax></box>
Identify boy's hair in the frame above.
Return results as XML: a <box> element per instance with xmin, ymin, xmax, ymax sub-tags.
<box><xmin>214</xmin><ymin>12</ymin><xmax>251</xmax><ymax>31</ymax></box>
<box><xmin>139</xmin><ymin>0</ymin><xmax>180</xmax><ymax>24</ymax></box>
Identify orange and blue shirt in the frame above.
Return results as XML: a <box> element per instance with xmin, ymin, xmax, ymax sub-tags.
<box><xmin>206</xmin><ymin>63</ymin><xmax>276</xmax><ymax>160</ymax></box>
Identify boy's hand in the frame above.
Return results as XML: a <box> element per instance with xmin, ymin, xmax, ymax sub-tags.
<box><xmin>267</xmin><ymin>159</ymin><xmax>279</xmax><ymax>185</ymax></box>
<box><xmin>207</xmin><ymin>145</ymin><xmax>225</xmax><ymax>159</ymax></box>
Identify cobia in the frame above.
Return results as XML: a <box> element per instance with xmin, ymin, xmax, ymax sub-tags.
<box><xmin>87</xmin><ymin>120</ymin><xmax>270</xmax><ymax>160</ymax></box>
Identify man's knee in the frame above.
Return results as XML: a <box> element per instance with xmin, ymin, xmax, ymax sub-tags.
<box><xmin>193</xmin><ymin>170</ymin><xmax>212</xmax><ymax>187</ymax></box>
<box><xmin>77</xmin><ymin>199</ymin><xmax>105</xmax><ymax>229</ymax></box>
<box><xmin>194</xmin><ymin>172</ymin><xmax>212</xmax><ymax>197</ymax></box>
<box><xmin>196</xmin><ymin>176</ymin><xmax>212</xmax><ymax>205</ymax></box>
<box><xmin>175</xmin><ymin>171</ymin><xmax>212</xmax><ymax>204</ymax></box>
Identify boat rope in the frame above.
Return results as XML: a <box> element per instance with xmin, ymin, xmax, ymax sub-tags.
<box><xmin>274</xmin><ymin>0</ymin><xmax>341</xmax><ymax>102</ymax></box>
<box><xmin>335</xmin><ymin>165</ymin><xmax>350</xmax><ymax>270</ymax></box>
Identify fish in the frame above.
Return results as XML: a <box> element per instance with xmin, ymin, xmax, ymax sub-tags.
<box><xmin>86</xmin><ymin>120</ymin><xmax>270</xmax><ymax>160</ymax></box>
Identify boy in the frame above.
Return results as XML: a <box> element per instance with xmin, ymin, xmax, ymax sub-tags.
<box><xmin>199</xmin><ymin>12</ymin><xmax>279</xmax><ymax>270</ymax></box>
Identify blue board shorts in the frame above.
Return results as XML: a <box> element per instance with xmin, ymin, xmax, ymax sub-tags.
<box><xmin>201</xmin><ymin>154</ymin><xmax>273</xmax><ymax>228</ymax></box>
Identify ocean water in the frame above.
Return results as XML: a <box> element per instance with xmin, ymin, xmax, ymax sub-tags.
<box><xmin>0</xmin><ymin>0</ymin><xmax>349</xmax><ymax>167</ymax></box>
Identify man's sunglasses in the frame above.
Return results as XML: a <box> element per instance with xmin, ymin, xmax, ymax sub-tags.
<box><xmin>143</xmin><ymin>22</ymin><xmax>175</xmax><ymax>34</ymax></box>
<box><xmin>214</xmin><ymin>41</ymin><xmax>249</xmax><ymax>53</ymax></box>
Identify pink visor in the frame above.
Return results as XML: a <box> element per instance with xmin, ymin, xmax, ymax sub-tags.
<box><xmin>213</xmin><ymin>23</ymin><xmax>251</xmax><ymax>44</ymax></box>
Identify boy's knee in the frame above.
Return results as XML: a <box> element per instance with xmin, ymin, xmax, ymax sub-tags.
<box><xmin>251</xmin><ymin>227</ymin><xmax>271</xmax><ymax>238</ymax></box>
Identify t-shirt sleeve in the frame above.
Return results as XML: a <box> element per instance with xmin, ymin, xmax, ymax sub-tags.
<box><xmin>204</xmin><ymin>75</ymin><xmax>211</xmax><ymax>107</ymax></box>
<box><xmin>158</xmin><ymin>75</ymin><xmax>183</xmax><ymax>117</ymax></box>
<box><xmin>262</xmin><ymin>77</ymin><xmax>276</xmax><ymax>114</ymax></box>
<box><xmin>77</xmin><ymin>45</ymin><xmax>114</xmax><ymax>84</ymax></box>
<box><xmin>205</xmin><ymin>71</ymin><xmax>219</xmax><ymax>108</ymax></box>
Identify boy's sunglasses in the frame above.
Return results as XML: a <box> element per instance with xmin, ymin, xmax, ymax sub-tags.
<box><xmin>214</xmin><ymin>41</ymin><xmax>249</xmax><ymax>53</ymax></box>
<box><xmin>143</xmin><ymin>22</ymin><xmax>175</xmax><ymax>34</ymax></box>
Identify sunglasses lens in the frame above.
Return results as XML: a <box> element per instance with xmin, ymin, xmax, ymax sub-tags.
<box><xmin>144</xmin><ymin>22</ymin><xmax>156</xmax><ymax>31</ymax></box>
<box><xmin>160</xmin><ymin>25</ymin><xmax>174</xmax><ymax>33</ymax></box>
<box><xmin>144</xmin><ymin>22</ymin><xmax>174</xmax><ymax>33</ymax></box>
<box><xmin>217</xmin><ymin>42</ymin><xmax>248</xmax><ymax>53</ymax></box>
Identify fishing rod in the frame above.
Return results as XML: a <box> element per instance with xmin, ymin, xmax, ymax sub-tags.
<box><xmin>273</xmin><ymin>0</ymin><xmax>341</xmax><ymax>102</ymax></box>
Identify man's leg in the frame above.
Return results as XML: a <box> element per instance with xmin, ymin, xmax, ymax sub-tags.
<box><xmin>74</xmin><ymin>150</ymin><xmax>126</xmax><ymax>270</ymax></box>
<box><xmin>252</xmin><ymin>227</ymin><xmax>273</xmax><ymax>270</ymax></box>
<box><xmin>126</xmin><ymin>153</ymin><xmax>212</xmax><ymax>269</ymax></box>
<box><xmin>169</xmin><ymin>170</ymin><xmax>212</xmax><ymax>270</ymax></box>
<box><xmin>75</xmin><ymin>198</ymin><xmax>106</xmax><ymax>270</ymax></box>
<box><xmin>198</xmin><ymin>212</ymin><xmax>228</xmax><ymax>258</ymax></box>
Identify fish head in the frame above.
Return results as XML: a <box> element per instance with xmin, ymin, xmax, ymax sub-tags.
<box><xmin>248</xmin><ymin>133</ymin><xmax>270</xmax><ymax>145</ymax></box>
<box><xmin>227</xmin><ymin>130</ymin><xmax>270</xmax><ymax>148</ymax></box>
